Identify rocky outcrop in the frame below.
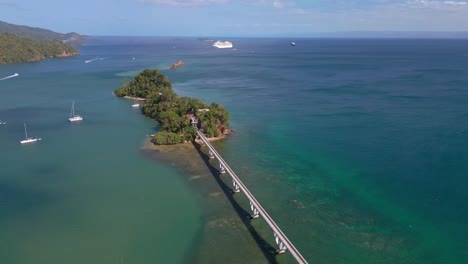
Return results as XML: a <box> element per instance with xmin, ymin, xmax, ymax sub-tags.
<box><xmin>170</xmin><ymin>60</ymin><xmax>184</xmax><ymax>69</ymax></box>
<box><xmin>55</xmin><ymin>50</ymin><xmax>79</xmax><ymax>57</ymax></box>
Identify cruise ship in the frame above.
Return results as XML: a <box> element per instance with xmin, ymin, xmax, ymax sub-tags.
<box><xmin>213</xmin><ymin>40</ymin><xmax>233</xmax><ymax>49</ymax></box>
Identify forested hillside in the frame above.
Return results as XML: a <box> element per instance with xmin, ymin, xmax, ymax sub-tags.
<box><xmin>0</xmin><ymin>20</ymin><xmax>90</xmax><ymax>45</ymax></box>
<box><xmin>0</xmin><ymin>33</ymin><xmax>79</xmax><ymax>64</ymax></box>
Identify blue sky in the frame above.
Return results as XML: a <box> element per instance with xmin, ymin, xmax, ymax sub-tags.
<box><xmin>1</xmin><ymin>0</ymin><xmax>468</xmax><ymax>36</ymax></box>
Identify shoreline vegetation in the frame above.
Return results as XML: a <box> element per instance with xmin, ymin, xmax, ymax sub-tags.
<box><xmin>0</xmin><ymin>33</ymin><xmax>79</xmax><ymax>64</ymax></box>
<box><xmin>115</xmin><ymin>69</ymin><xmax>230</xmax><ymax>145</ymax></box>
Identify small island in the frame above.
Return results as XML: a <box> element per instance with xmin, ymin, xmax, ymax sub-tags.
<box><xmin>115</xmin><ymin>69</ymin><xmax>230</xmax><ymax>145</ymax></box>
<box><xmin>0</xmin><ymin>33</ymin><xmax>79</xmax><ymax>64</ymax></box>
<box><xmin>170</xmin><ymin>60</ymin><xmax>184</xmax><ymax>69</ymax></box>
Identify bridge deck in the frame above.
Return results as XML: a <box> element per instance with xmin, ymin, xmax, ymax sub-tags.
<box><xmin>196</xmin><ymin>130</ymin><xmax>308</xmax><ymax>264</ymax></box>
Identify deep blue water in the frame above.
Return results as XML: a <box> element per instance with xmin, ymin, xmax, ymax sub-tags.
<box><xmin>1</xmin><ymin>37</ymin><xmax>468</xmax><ymax>263</ymax></box>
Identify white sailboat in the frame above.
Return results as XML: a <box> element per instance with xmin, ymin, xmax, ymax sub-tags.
<box><xmin>20</xmin><ymin>123</ymin><xmax>41</xmax><ymax>144</ymax></box>
<box><xmin>132</xmin><ymin>99</ymin><xmax>140</xmax><ymax>108</ymax></box>
<box><xmin>68</xmin><ymin>101</ymin><xmax>83</xmax><ymax>122</ymax></box>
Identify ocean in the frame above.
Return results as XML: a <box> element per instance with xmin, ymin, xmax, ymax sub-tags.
<box><xmin>0</xmin><ymin>37</ymin><xmax>467</xmax><ymax>263</ymax></box>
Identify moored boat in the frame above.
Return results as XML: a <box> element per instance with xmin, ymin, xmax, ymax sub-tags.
<box><xmin>68</xmin><ymin>101</ymin><xmax>83</xmax><ymax>122</ymax></box>
<box><xmin>20</xmin><ymin>123</ymin><xmax>42</xmax><ymax>144</ymax></box>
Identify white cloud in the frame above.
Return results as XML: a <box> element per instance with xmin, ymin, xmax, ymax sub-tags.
<box><xmin>263</xmin><ymin>0</ymin><xmax>468</xmax><ymax>32</ymax></box>
<box><xmin>137</xmin><ymin>0</ymin><xmax>297</xmax><ymax>7</ymax></box>
<box><xmin>407</xmin><ymin>0</ymin><xmax>468</xmax><ymax>8</ymax></box>
<box><xmin>137</xmin><ymin>0</ymin><xmax>228</xmax><ymax>7</ymax></box>
<box><xmin>414</xmin><ymin>0</ymin><xmax>467</xmax><ymax>5</ymax></box>
<box><xmin>245</xmin><ymin>0</ymin><xmax>295</xmax><ymax>8</ymax></box>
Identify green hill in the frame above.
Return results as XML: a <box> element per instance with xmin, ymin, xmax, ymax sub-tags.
<box><xmin>0</xmin><ymin>33</ymin><xmax>79</xmax><ymax>64</ymax></box>
<box><xmin>0</xmin><ymin>20</ymin><xmax>90</xmax><ymax>45</ymax></box>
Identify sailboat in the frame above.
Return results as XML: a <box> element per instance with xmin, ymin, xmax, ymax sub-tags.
<box><xmin>20</xmin><ymin>123</ymin><xmax>42</xmax><ymax>144</ymax></box>
<box><xmin>132</xmin><ymin>99</ymin><xmax>140</xmax><ymax>108</ymax></box>
<box><xmin>68</xmin><ymin>101</ymin><xmax>83</xmax><ymax>122</ymax></box>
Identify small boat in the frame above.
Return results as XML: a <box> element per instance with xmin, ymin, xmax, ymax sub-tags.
<box><xmin>68</xmin><ymin>101</ymin><xmax>83</xmax><ymax>122</ymax></box>
<box><xmin>0</xmin><ymin>120</ymin><xmax>6</xmax><ymax>125</ymax></box>
<box><xmin>132</xmin><ymin>99</ymin><xmax>140</xmax><ymax>108</ymax></box>
<box><xmin>290</xmin><ymin>42</ymin><xmax>296</xmax><ymax>46</ymax></box>
<box><xmin>20</xmin><ymin>123</ymin><xmax>42</xmax><ymax>144</ymax></box>
<box><xmin>213</xmin><ymin>40</ymin><xmax>233</xmax><ymax>49</ymax></box>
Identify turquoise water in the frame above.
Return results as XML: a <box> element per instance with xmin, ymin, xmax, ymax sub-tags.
<box><xmin>0</xmin><ymin>41</ymin><xmax>202</xmax><ymax>263</ymax></box>
<box><xmin>1</xmin><ymin>37</ymin><xmax>468</xmax><ymax>263</ymax></box>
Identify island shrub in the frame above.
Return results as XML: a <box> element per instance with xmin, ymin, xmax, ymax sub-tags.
<box><xmin>204</xmin><ymin>123</ymin><xmax>220</xmax><ymax>138</ymax></box>
<box><xmin>115</xmin><ymin>69</ymin><xmax>230</xmax><ymax>144</ymax></box>
<box><xmin>114</xmin><ymin>69</ymin><xmax>172</xmax><ymax>98</ymax></box>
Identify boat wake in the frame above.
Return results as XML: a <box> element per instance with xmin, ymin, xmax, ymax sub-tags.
<box><xmin>0</xmin><ymin>73</ymin><xmax>19</xmax><ymax>81</ymax></box>
<box><xmin>85</xmin><ymin>57</ymin><xmax>111</xmax><ymax>63</ymax></box>
<box><xmin>84</xmin><ymin>57</ymin><xmax>99</xmax><ymax>63</ymax></box>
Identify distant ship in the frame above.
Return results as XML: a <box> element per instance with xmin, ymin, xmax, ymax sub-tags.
<box><xmin>290</xmin><ymin>42</ymin><xmax>296</xmax><ymax>46</ymax></box>
<box><xmin>213</xmin><ymin>41</ymin><xmax>233</xmax><ymax>49</ymax></box>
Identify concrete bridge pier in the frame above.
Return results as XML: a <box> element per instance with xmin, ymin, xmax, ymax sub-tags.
<box><xmin>250</xmin><ymin>201</ymin><xmax>259</xmax><ymax>219</ymax></box>
<box><xmin>274</xmin><ymin>233</ymin><xmax>288</xmax><ymax>254</ymax></box>
<box><xmin>232</xmin><ymin>180</ymin><xmax>240</xmax><ymax>193</ymax></box>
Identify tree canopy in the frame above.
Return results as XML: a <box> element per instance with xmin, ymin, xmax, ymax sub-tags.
<box><xmin>115</xmin><ymin>69</ymin><xmax>230</xmax><ymax>145</ymax></box>
<box><xmin>0</xmin><ymin>33</ymin><xmax>79</xmax><ymax>64</ymax></box>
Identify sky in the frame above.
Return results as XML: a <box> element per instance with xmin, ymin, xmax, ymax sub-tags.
<box><xmin>1</xmin><ymin>0</ymin><xmax>468</xmax><ymax>36</ymax></box>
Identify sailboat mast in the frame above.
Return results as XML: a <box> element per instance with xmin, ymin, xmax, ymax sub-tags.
<box><xmin>71</xmin><ymin>101</ymin><xmax>75</xmax><ymax>117</ymax></box>
<box><xmin>24</xmin><ymin>123</ymin><xmax>28</xmax><ymax>139</ymax></box>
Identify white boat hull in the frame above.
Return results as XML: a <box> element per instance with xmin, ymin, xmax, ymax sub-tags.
<box><xmin>132</xmin><ymin>104</ymin><xmax>140</xmax><ymax>107</ymax></box>
<box><xmin>20</xmin><ymin>137</ymin><xmax>42</xmax><ymax>144</ymax></box>
<box><xmin>68</xmin><ymin>115</ymin><xmax>83</xmax><ymax>122</ymax></box>
<box><xmin>213</xmin><ymin>41</ymin><xmax>233</xmax><ymax>49</ymax></box>
<box><xmin>68</xmin><ymin>101</ymin><xmax>83</xmax><ymax>122</ymax></box>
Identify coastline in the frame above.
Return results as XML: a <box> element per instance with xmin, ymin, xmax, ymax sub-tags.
<box><xmin>116</xmin><ymin>91</ymin><xmax>232</xmax><ymax>146</ymax></box>
<box><xmin>123</xmin><ymin>95</ymin><xmax>147</xmax><ymax>101</ymax></box>
<box><xmin>145</xmin><ymin>132</ymin><xmax>230</xmax><ymax>145</ymax></box>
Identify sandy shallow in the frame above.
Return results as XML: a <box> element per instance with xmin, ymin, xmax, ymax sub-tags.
<box><xmin>139</xmin><ymin>138</ymin><xmax>294</xmax><ymax>264</ymax></box>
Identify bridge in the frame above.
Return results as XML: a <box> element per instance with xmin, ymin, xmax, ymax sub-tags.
<box><xmin>195</xmin><ymin>129</ymin><xmax>308</xmax><ymax>264</ymax></box>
